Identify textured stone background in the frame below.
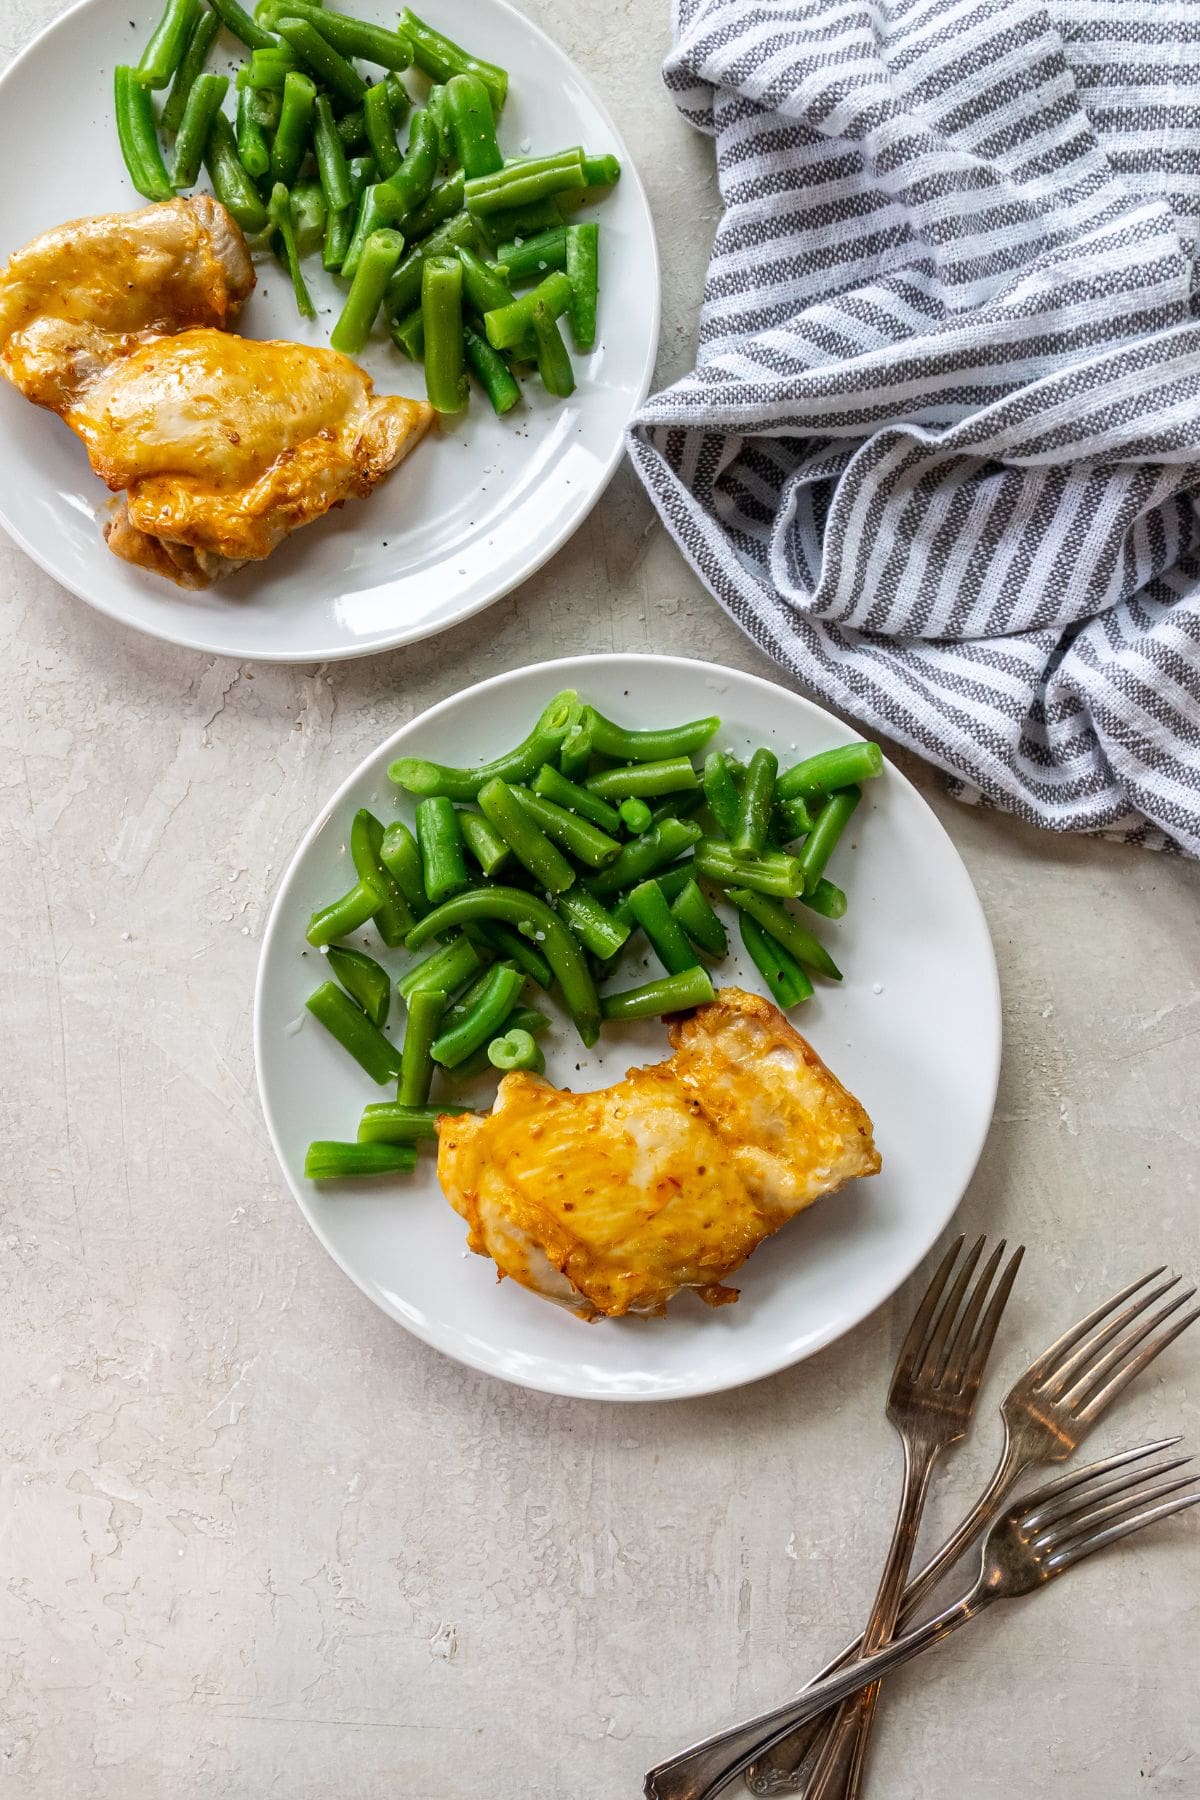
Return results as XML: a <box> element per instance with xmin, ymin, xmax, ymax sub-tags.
<box><xmin>3</xmin><ymin>1</ymin><xmax>1199</xmax><ymax>1795</ymax></box>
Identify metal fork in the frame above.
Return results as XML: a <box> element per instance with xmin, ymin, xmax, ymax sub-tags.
<box><xmin>747</xmin><ymin>1264</ymin><xmax>1200</xmax><ymax>1795</ymax></box>
<box><xmin>644</xmin><ymin>1440</ymin><xmax>1199</xmax><ymax>1800</ymax></box>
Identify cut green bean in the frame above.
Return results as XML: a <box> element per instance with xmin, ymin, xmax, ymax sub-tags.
<box><xmin>530</xmin><ymin>764</ymin><xmax>622</xmax><ymax>833</ymax></box>
<box><xmin>204</xmin><ymin>109</ymin><xmax>270</xmax><ymax>232</ymax></box>
<box><xmin>488</xmin><ymin>1029</ymin><xmax>544</xmax><ymax>1074</ymax></box>
<box><xmin>350</xmin><ymin>809</ymin><xmax>412</xmax><ymax>945</ymax></box>
<box><xmin>237</xmin><ymin>46</ymin><xmax>296</xmax><ymax>91</ymax></box>
<box><xmin>589</xmin><ymin>708</ymin><xmax>721</xmax><ymax>764</ymax></box>
<box><xmin>459</xmin><ymin>810</ymin><xmax>511</xmax><ymax>877</ymax></box>
<box><xmin>379</xmin><ymin>821</ymin><xmax>427</xmax><ymax>914</ymax></box>
<box><xmin>463</xmin><ymin>326</ymin><xmax>520</xmax><ymax>415</ymax></box>
<box><xmin>170</xmin><ymin>71</ymin><xmax>228</xmax><ymax>190</ymax></box>
<box><xmin>701</xmin><ymin>751</ymin><xmax>741</xmax><ymax>837</ymax></box>
<box><xmin>484</xmin><ymin>196</ymin><xmax>564</xmax><ymax>245</ymax></box>
<box><xmin>797</xmin><ymin>787</ymin><xmax>861</xmax><ymax>894</ymax></box>
<box><xmin>425</xmin><ymin>83</ymin><xmax>454</xmax><ymax>166</ymax></box>
<box><xmin>497</xmin><ymin>225</ymin><xmax>567</xmax><ymax>283</ymax></box>
<box><xmin>465</xmin><ymin>150</ymin><xmax>584</xmax><ymax>216</ymax></box>
<box><xmin>432</xmin><ymin>963</ymin><xmax>524</xmax><ymax>1067</ymax></box>
<box><xmin>383</xmin><ymin>211</ymin><xmax>479</xmax><ymax>315</ymax></box>
<box><xmin>296</xmin><ymin>182</ymin><xmax>331</xmax><ymax>253</ymax></box>
<box><xmin>136</xmin><ymin>0</ymin><xmax>200</xmax><ymax>88</ymax></box>
<box><xmin>557</xmin><ymin>707</ymin><xmax>593</xmax><ymax>778</ymax></box>
<box><xmin>385</xmin><ymin>73</ymin><xmax>412</xmax><ymax>123</ymax></box>
<box><xmin>671</xmin><ymin>879</ymin><xmax>728</xmax><ymax>957</ymax></box>
<box><xmin>775</xmin><ymin>794</ymin><xmax>815</xmax><ymax>841</ymax></box>
<box><xmin>402</xmin><ymin>170</ymin><xmax>465</xmax><ymax>241</ymax></box>
<box><xmin>359</xmin><ymin>1100</ymin><xmax>474</xmax><ymax>1143</ymax></box>
<box><xmin>209</xmin><ymin>0</ymin><xmax>278</xmax><ymax>50</ymax></box>
<box><xmin>580</xmin><ymin>151</ymin><xmax>621</xmax><ymax>187</ymax></box>
<box><xmin>619</xmin><ymin>796</ymin><xmax>653</xmax><ymax>836</ymax></box>
<box><xmin>650</xmin><ymin>788</ymin><xmax>705</xmax><ymax>829</ymax></box>
<box><xmin>585</xmin><ymin>817</ymin><xmax>704</xmax><ymax>899</ymax></box>
<box><xmin>511</xmin><ymin>787</ymin><xmax>620</xmax><ymax>869</ymax></box>
<box><xmin>469</xmin><ymin>921</ymin><xmax>552</xmax><ymax>989</ymax></box>
<box><xmin>325</xmin><ymin>944</ymin><xmax>391</xmax><ymax>1026</ymax></box>
<box><xmin>626</xmin><ymin>880</ymin><xmax>699</xmax><ymax>975</ymax></box>
<box><xmin>421</xmin><ymin>254</ymin><xmax>469</xmax><ymax>414</ymax></box>
<box><xmin>739</xmin><ymin>912</ymin><xmax>813</xmax><ymax>1009</ymax></box>
<box><xmin>269</xmin><ymin>68</ymin><xmax>316</xmax><ymax>185</ymax></box>
<box><xmin>414</xmin><ymin>796</ymin><xmax>470</xmax><ymax>906</ymax></box>
<box><xmin>314</xmin><ymin>92</ymin><xmax>353</xmax><ymax>212</ymax></box>
<box><xmin>565</xmin><ymin>220</ymin><xmax>598</xmax><ymax>351</ymax></box>
<box><xmin>445</xmin><ymin>1005</ymin><xmax>550</xmax><ymax>1080</ymax></box>
<box><xmin>399</xmin><ymin>8</ymin><xmax>508</xmax><ymax>111</ymax></box>
<box><xmin>397</xmin><ymin>985</ymin><xmax>445</xmax><ymax>1104</ymax></box>
<box><xmin>777</xmin><ymin>741</ymin><xmax>884</xmax><ymax>801</ymax></box>
<box><xmin>263</xmin><ymin>0</ymin><xmax>413</xmax><ymax>67</ymax></box>
<box><xmin>694</xmin><ymin>839</ymin><xmax>804</xmax><ymax>899</ymax></box>
<box><xmin>236</xmin><ymin>81</ymin><xmax>276</xmax><ymax>181</ymax></box>
<box><xmin>268</xmin><ymin>181</ymin><xmax>317</xmax><ymax>319</ymax></box>
<box><xmin>389</xmin><ymin>692</ymin><xmax>582</xmax><ymax>802</ymax></box>
<box><xmin>600</xmin><ymin>964</ymin><xmax>714</xmax><ymax>1022</ymax></box>
<box><xmin>727</xmin><ymin>888</ymin><xmax>842</xmax><ymax>982</ymax></box>
<box><xmin>306</xmin><ymin>980</ymin><xmax>402</xmax><ymax>1083</ymax></box>
<box><xmin>483</xmin><ymin>270</ymin><xmax>572</xmax><ymax>351</ymax></box>
<box><xmin>114</xmin><ymin>66</ymin><xmax>175</xmax><ymax>202</ymax></box>
<box><xmin>477</xmin><ymin>779</ymin><xmax>576</xmax><ymax>894</ymax></box>
<box><xmin>556</xmin><ymin>888</ymin><xmax>630</xmax><ymax>961</ymax></box>
<box><xmin>390</xmin><ymin>305</ymin><xmax>425</xmax><ymax>358</ymax></box>
<box><xmin>533</xmin><ymin>307</ymin><xmax>574</xmax><ymax>396</ymax></box>
<box><xmin>305</xmin><ymin>1140</ymin><xmax>417</xmax><ymax>1180</ymax></box>
<box><xmin>363</xmin><ymin>76</ymin><xmax>402</xmax><ymax>177</ymax></box>
<box><xmin>274</xmin><ymin>15</ymin><xmax>365</xmax><ymax>104</ymax></box>
<box><xmin>331</xmin><ymin>227</ymin><xmax>404</xmax><ymax>353</ymax></box>
<box><xmin>446</xmin><ymin>71</ymin><xmax>502</xmax><ymax>179</ymax></box>
<box><xmin>457</xmin><ymin>246</ymin><xmax>514</xmax><ymax>316</ymax></box>
<box><xmin>653</xmin><ymin>860</ymin><xmax>698</xmax><ymax>903</ymax></box>
<box><xmin>801</xmin><ymin>878</ymin><xmax>848</xmax><ymax>921</ymax></box>
<box><xmin>306</xmin><ymin>879</ymin><xmax>377</xmax><ymax>947</ymax></box>
<box><xmin>585</xmin><ymin>757</ymin><xmax>699</xmax><ymax>801</ymax></box>
<box><xmin>161</xmin><ymin>7</ymin><xmax>220</xmax><ymax>132</ymax></box>
<box><xmin>337</xmin><ymin>108</ymin><xmax>369</xmax><ymax>151</ymax></box>
<box><xmin>732</xmin><ymin>746</ymin><xmax>778</xmax><ymax>857</ymax></box>
<box><xmin>406</xmin><ymin>888</ymin><xmax>601</xmax><ymax>1046</ymax></box>
<box><xmin>396</xmin><ymin>935</ymin><xmax>482</xmax><ymax>1002</ymax></box>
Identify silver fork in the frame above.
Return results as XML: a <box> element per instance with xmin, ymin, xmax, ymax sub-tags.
<box><xmin>747</xmin><ymin>1264</ymin><xmax>1200</xmax><ymax>1795</ymax></box>
<box><xmin>644</xmin><ymin>1439</ymin><xmax>1198</xmax><ymax>1800</ymax></box>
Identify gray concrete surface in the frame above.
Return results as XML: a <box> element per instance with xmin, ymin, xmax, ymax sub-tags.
<box><xmin>3</xmin><ymin>1</ymin><xmax>1199</xmax><ymax>1794</ymax></box>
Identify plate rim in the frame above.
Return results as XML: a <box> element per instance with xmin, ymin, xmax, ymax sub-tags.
<box><xmin>0</xmin><ymin>0</ymin><xmax>662</xmax><ymax>664</ymax></box>
<box><xmin>253</xmin><ymin>651</ymin><xmax>1003</xmax><ymax>1401</ymax></box>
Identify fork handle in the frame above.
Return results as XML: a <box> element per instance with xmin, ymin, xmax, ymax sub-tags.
<box><xmin>643</xmin><ymin>1595</ymin><xmax>983</xmax><ymax>1800</ymax></box>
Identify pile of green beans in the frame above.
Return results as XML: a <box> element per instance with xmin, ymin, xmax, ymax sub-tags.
<box><xmin>115</xmin><ymin>1</ymin><xmax>620</xmax><ymax>409</ymax></box>
<box><xmin>296</xmin><ymin>687</ymin><xmax>884</xmax><ymax>1181</ymax></box>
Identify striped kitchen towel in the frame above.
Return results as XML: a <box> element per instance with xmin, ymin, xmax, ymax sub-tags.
<box><xmin>628</xmin><ymin>0</ymin><xmax>1200</xmax><ymax>854</ymax></box>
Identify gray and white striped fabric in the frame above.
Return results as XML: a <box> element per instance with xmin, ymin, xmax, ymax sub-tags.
<box><xmin>628</xmin><ymin>0</ymin><xmax>1200</xmax><ymax>854</ymax></box>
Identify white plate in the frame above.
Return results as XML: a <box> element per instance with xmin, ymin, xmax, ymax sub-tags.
<box><xmin>254</xmin><ymin>655</ymin><xmax>1001</xmax><ymax>1400</ymax></box>
<box><xmin>0</xmin><ymin>0</ymin><xmax>659</xmax><ymax>661</ymax></box>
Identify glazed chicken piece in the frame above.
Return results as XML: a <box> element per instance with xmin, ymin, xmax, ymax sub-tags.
<box><xmin>0</xmin><ymin>198</ymin><xmax>434</xmax><ymax>587</ymax></box>
<box><xmin>437</xmin><ymin>988</ymin><xmax>881</xmax><ymax>1319</ymax></box>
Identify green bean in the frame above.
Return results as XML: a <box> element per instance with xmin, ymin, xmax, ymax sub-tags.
<box><xmin>414</xmin><ymin>796</ymin><xmax>470</xmax><ymax>906</ymax></box>
<box><xmin>384</xmin><ymin>102</ymin><xmax>439</xmax><ymax>210</ymax></box>
<box><xmin>776</xmin><ymin>741</ymin><xmax>883</xmax><ymax>801</ymax></box>
<box><xmin>385</xmin><ymin>73</ymin><xmax>411</xmax><ymax>124</ymax></box>
<box><xmin>469</xmin><ymin>921</ymin><xmax>552</xmax><ymax>989</ymax></box>
<box><xmin>337</xmin><ymin>108</ymin><xmax>369</xmax><ymax>151</ymax></box>
<box><xmin>235</xmin><ymin>82</ymin><xmax>275</xmax><ymax>181</ymax></box>
<box><xmin>533</xmin><ymin>308</ymin><xmax>574</xmax><ymax>397</ymax></box>
<box><xmin>358</xmin><ymin>1099</ymin><xmax>473</xmax><ymax>1142</ymax></box>
<box><xmin>477</xmin><ymin>779</ymin><xmax>576</xmax><ymax>894</ymax></box>
<box><xmin>446</xmin><ymin>71</ymin><xmax>502</xmax><ymax>179</ymax></box>
<box><xmin>589</xmin><ymin>708</ymin><xmax>721</xmax><ymax>763</ymax></box>
<box><xmin>399</xmin><ymin>8</ymin><xmax>508</xmax><ymax>111</ymax></box>
<box><xmin>457</xmin><ymin>246</ymin><xmax>514</xmax><ymax>317</ymax></box>
<box><xmin>498</xmin><ymin>225</ymin><xmax>566</xmax><ymax>284</ymax></box>
<box><xmin>136</xmin><ymin>0</ymin><xmax>200</xmax><ymax>87</ymax></box>
<box><xmin>350</xmin><ymin>808</ymin><xmax>413</xmax><ymax>945</ymax></box>
<box><xmin>390</xmin><ymin>305</ymin><xmax>425</xmax><ymax>358</ymax></box>
<box><xmin>511</xmin><ymin>787</ymin><xmax>620</xmax><ymax>869</ymax></box>
<box><xmin>311</xmin><ymin>96</ymin><xmax>352</xmax><ymax>220</ymax></box>
<box><xmin>619</xmin><ymin>797</ymin><xmax>653</xmax><ymax>836</ymax></box>
<box><xmin>331</xmin><ymin>227</ymin><xmax>404</xmax><ymax>353</ymax></box>
<box><xmin>170</xmin><ymin>71</ymin><xmax>227</xmax><ymax>189</ymax></box>
<box><xmin>531</xmin><ymin>765</ymin><xmax>621</xmax><ymax>833</ymax></box>
<box><xmin>275</xmin><ymin>14</ymin><xmax>365</xmax><ymax>104</ymax></box>
<box><xmin>652</xmin><ymin>860</ymin><xmax>698</xmax><ymax>903</ymax></box>
<box><xmin>600</xmin><ymin>964</ymin><xmax>714</xmax><ymax>1022</ymax></box>
<box><xmin>727</xmin><ymin>888</ymin><xmax>842</xmax><ymax>982</ymax></box>
<box><xmin>306</xmin><ymin>879</ymin><xmax>377</xmax><ymax>947</ymax></box>
<box><xmin>488</xmin><ymin>1028</ymin><xmax>544</xmax><ymax>1075</ymax></box>
<box><xmin>650</xmin><ymin>788</ymin><xmax>705</xmax><ymax>829</ymax></box>
<box><xmin>389</xmin><ymin>692</ymin><xmax>583</xmax><ymax>802</ymax></box>
<box><xmin>671</xmin><ymin>879</ymin><xmax>728</xmax><ymax>957</ymax></box>
<box><xmin>237</xmin><ymin>46</ymin><xmax>296</xmax><ymax>91</ymax></box>
<box><xmin>402</xmin><ymin>170</ymin><xmax>465</xmax><ymax>241</ymax></box>
<box><xmin>292</xmin><ymin>176</ymin><xmax>328</xmax><ymax>252</ymax></box>
<box><xmin>114</xmin><ymin>66</ymin><xmax>174</xmax><ymax>202</ymax></box>
<box><xmin>555</xmin><ymin>889</ymin><xmax>628</xmax><ymax>960</ymax></box>
<box><xmin>405</xmin><ymin>888</ymin><xmax>601</xmax><ymax>1046</ymax></box>
<box><xmin>797</xmin><ymin>787</ymin><xmax>861</xmax><ymax>894</ymax></box>
<box><xmin>268</xmin><ymin>181</ymin><xmax>317</xmax><ymax>318</ymax></box>
<box><xmin>379</xmin><ymin>820</ymin><xmax>427</xmax><ymax>914</ymax></box>
<box><xmin>383</xmin><ymin>211</ymin><xmax>479</xmax><ymax>315</ymax></box>
<box><xmin>464</xmin><ymin>326</ymin><xmax>520</xmax><ymax>415</ymax></box>
<box><xmin>305</xmin><ymin>1140</ymin><xmax>417</xmax><ymax>1179</ymax></box>
<box><xmin>396</xmin><ymin>935</ymin><xmax>481</xmax><ymax>1002</ymax></box>
<box><xmin>425</xmin><ymin>84</ymin><xmax>454</xmax><ymax>166</ymax></box>
<box><xmin>325</xmin><ymin>944</ymin><xmax>390</xmax><ymax>1026</ymax></box>
<box><xmin>739</xmin><ymin>912</ymin><xmax>813</xmax><ymax>1009</ymax></box>
<box><xmin>458</xmin><ymin>810</ymin><xmax>510</xmax><ymax>877</ymax></box>
<box><xmin>420</xmin><ymin>254</ymin><xmax>468</xmax><ymax>414</ymax></box>
<box><xmin>483</xmin><ymin>270</ymin><xmax>572</xmax><ymax>351</ymax></box>
<box><xmin>362</xmin><ymin>77</ymin><xmax>402</xmax><ymax>177</ymax></box>
<box><xmin>564</xmin><ymin>220</ymin><xmax>598</xmax><ymax>352</ymax></box>
<box><xmin>581</xmin><ymin>152</ymin><xmax>621</xmax><ymax>187</ymax></box>
<box><xmin>263</xmin><ymin>0</ymin><xmax>413</xmax><ymax>68</ymax></box>
<box><xmin>397</xmin><ymin>986</ymin><xmax>445</xmax><ymax>1103</ymax></box>
<box><xmin>269</xmin><ymin>68</ymin><xmax>316</xmax><ymax>185</ymax></box>
<box><xmin>556</xmin><ymin>706</ymin><xmax>594</xmax><ymax>777</ymax></box>
<box><xmin>484</xmin><ymin>196</ymin><xmax>565</xmax><ymax>245</ymax></box>
<box><xmin>432</xmin><ymin>964</ymin><xmax>524</xmax><ymax>1067</ymax></box>
<box><xmin>585</xmin><ymin>757</ymin><xmax>699</xmax><ymax>801</ymax></box>
<box><xmin>465</xmin><ymin>150</ymin><xmax>584</xmax><ymax>216</ymax></box>
<box><xmin>626</xmin><ymin>880</ymin><xmax>699</xmax><ymax>975</ymax></box>
<box><xmin>701</xmin><ymin>751</ymin><xmax>740</xmax><ymax>837</ymax></box>
<box><xmin>306</xmin><ymin>980</ymin><xmax>402</xmax><ymax>1083</ymax></box>
<box><xmin>203</xmin><ymin>110</ymin><xmax>270</xmax><ymax>231</ymax></box>
<box><xmin>585</xmin><ymin>817</ymin><xmax>703</xmax><ymax>899</ymax></box>
<box><xmin>774</xmin><ymin>794</ymin><xmax>815</xmax><ymax>841</ymax></box>
<box><xmin>694</xmin><ymin>839</ymin><xmax>803</xmax><ymax>899</ymax></box>
<box><xmin>161</xmin><ymin>7</ymin><xmax>220</xmax><ymax>132</ymax></box>
<box><xmin>732</xmin><ymin>746</ymin><xmax>778</xmax><ymax>857</ymax></box>
<box><xmin>445</xmin><ymin>1005</ymin><xmax>550</xmax><ymax>1081</ymax></box>
<box><xmin>801</xmin><ymin>878</ymin><xmax>847</xmax><ymax>920</ymax></box>
<box><xmin>340</xmin><ymin>185</ymin><xmax>396</xmax><ymax>280</ymax></box>
<box><xmin>209</xmin><ymin>0</ymin><xmax>277</xmax><ymax>50</ymax></box>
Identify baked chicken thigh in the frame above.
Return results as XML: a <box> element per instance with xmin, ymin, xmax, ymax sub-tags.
<box><xmin>437</xmin><ymin>988</ymin><xmax>881</xmax><ymax>1319</ymax></box>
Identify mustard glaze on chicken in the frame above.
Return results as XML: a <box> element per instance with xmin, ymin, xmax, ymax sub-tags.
<box><xmin>437</xmin><ymin>988</ymin><xmax>881</xmax><ymax>1319</ymax></box>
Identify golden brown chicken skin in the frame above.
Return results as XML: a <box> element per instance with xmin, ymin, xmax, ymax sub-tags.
<box><xmin>437</xmin><ymin>987</ymin><xmax>881</xmax><ymax>1320</ymax></box>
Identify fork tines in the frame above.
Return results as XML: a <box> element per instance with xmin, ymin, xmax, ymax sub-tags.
<box><xmin>1017</xmin><ymin>1439</ymin><xmax>1200</xmax><ymax>1570</ymax></box>
<box><xmin>1026</xmin><ymin>1268</ymin><xmax>1200</xmax><ymax>1424</ymax></box>
<box><xmin>898</xmin><ymin>1234</ymin><xmax>1025</xmax><ymax>1397</ymax></box>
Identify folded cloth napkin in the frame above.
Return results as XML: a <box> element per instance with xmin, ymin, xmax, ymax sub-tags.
<box><xmin>628</xmin><ymin>0</ymin><xmax>1200</xmax><ymax>855</ymax></box>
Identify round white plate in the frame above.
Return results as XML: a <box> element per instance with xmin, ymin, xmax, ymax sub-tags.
<box><xmin>255</xmin><ymin>655</ymin><xmax>1001</xmax><ymax>1400</ymax></box>
<box><xmin>0</xmin><ymin>0</ymin><xmax>659</xmax><ymax>661</ymax></box>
